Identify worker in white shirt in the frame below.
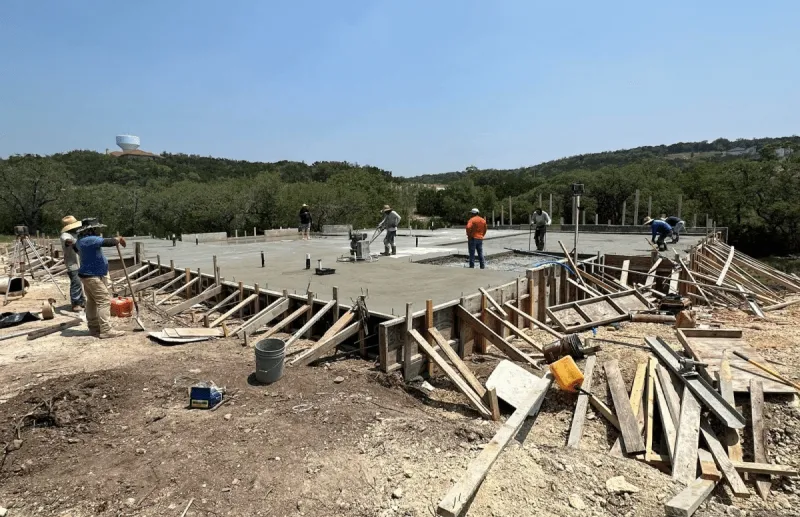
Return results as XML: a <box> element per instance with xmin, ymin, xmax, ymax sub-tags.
<box><xmin>531</xmin><ymin>208</ymin><xmax>552</xmax><ymax>251</ymax></box>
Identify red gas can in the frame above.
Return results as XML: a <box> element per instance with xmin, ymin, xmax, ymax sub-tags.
<box><xmin>111</xmin><ymin>297</ymin><xmax>133</xmax><ymax>317</ymax></box>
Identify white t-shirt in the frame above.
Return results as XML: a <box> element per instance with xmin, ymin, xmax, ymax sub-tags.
<box><xmin>60</xmin><ymin>232</ymin><xmax>80</xmax><ymax>272</ymax></box>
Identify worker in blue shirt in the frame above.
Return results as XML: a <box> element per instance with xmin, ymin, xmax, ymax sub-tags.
<box><xmin>74</xmin><ymin>218</ymin><xmax>127</xmax><ymax>339</ymax></box>
<box><xmin>644</xmin><ymin>216</ymin><xmax>672</xmax><ymax>252</ymax></box>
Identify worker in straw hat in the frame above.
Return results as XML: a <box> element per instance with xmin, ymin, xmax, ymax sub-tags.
<box><xmin>644</xmin><ymin>216</ymin><xmax>672</xmax><ymax>252</ymax></box>
<box><xmin>377</xmin><ymin>205</ymin><xmax>401</xmax><ymax>256</ymax></box>
<box><xmin>60</xmin><ymin>215</ymin><xmax>85</xmax><ymax>311</ymax></box>
<box><xmin>466</xmin><ymin>208</ymin><xmax>487</xmax><ymax>269</ymax></box>
<box><xmin>73</xmin><ymin>218</ymin><xmax>126</xmax><ymax>339</ymax></box>
<box><xmin>298</xmin><ymin>203</ymin><xmax>312</xmax><ymax>240</ymax></box>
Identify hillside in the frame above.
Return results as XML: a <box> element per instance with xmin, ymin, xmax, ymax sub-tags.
<box><xmin>406</xmin><ymin>135</ymin><xmax>800</xmax><ymax>184</ymax></box>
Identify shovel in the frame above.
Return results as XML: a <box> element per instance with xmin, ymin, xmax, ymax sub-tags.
<box><xmin>115</xmin><ymin>242</ymin><xmax>146</xmax><ymax>331</ymax></box>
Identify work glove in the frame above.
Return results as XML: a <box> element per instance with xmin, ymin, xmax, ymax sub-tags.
<box><xmin>118</xmin><ymin>236</ymin><xmax>127</xmax><ymax>248</ymax></box>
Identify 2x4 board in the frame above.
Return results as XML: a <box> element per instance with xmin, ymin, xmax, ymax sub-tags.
<box><xmin>546</xmin><ymin>289</ymin><xmax>651</xmax><ymax>333</ymax></box>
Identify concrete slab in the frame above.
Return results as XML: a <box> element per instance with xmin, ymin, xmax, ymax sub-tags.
<box><xmin>123</xmin><ymin>228</ymin><xmax>702</xmax><ymax>315</ymax></box>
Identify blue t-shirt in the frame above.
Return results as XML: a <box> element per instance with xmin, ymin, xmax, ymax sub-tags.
<box><xmin>75</xmin><ymin>235</ymin><xmax>109</xmax><ymax>276</ymax></box>
<box><xmin>651</xmin><ymin>219</ymin><xmax>672</xmax><ymax>238</ymax></box>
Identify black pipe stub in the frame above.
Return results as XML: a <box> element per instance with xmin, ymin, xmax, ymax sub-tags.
<box><xmin>543</xmin><ymin>334</ymin><xmax>591</xmax><ymax>364</ymax></box>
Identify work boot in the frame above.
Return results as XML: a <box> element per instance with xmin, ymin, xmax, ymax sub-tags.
<box><xmin>391</xmin><ymin>246</ymin><xmax>396</xmax><ymax>256</ymax></box>
<box><xmin>99</xmin><ymin>329</ymin><xmax>125</xmax><ymax>339</ymax></box>
<box><xmin>381</xmin><ymin>246</ymin><xmax>391</xmax><ymax>256</ymax></box>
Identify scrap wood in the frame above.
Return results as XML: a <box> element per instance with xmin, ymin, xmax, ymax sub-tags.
<box><xmin>717</xmin><ymin>355</ymin><xmax>743</xmax><ymax>462</ymax></box>
<box><xmin>604</xmin><ymin>359</ymin><xmax>646</xmax><ymax>455</ymax></box>
<box><xmin>430</xmin><ymin>327</ymin><xmax>485</xmax><ymax>398</ymax></box>
<box><xmin>653</xmin><ymin>363</ymin><xmax>677</xmax><ymax>463</ymax></box>
<box><xmin>290</xmin><ymin>321</ymin><xmax>360</xmax><ymax>367</ymax></box>
<box><xmin>455</xmin><ymin>305</ymin><xmax>540</xmax><ymax>370</ymax></box>
<box><xmin>750</xmin><ymin>379</ymin><xmax>771</xmax><ymax>500</ymax></box>
<box><xmin>610</xmin><ymin>362</ymin><xmax>647</xmax><ymax>457</ymax></box>
<box><xmin>483</xmin><ymin>309</ymin><xmax>543</xmax><ymax>352</ymax></box>
<box><xmin>672</xmin><ymin>389</ymin><xmax>701</xmax><ymax>485</ymax></box>
<box><xmin>409</xmin><ymin>329</ymin><xmax>492</xmax><ymax>419</ymax></box>
<box><xmin>261</xmin><ymin>305</ymin><xmax>310</xmax><ymax>339</ymax></box>
<box><xmin>486</xmin><ymin>360</ymin><xmax>549</xmax><ymax>417</ymax></box>
<box><xmin>697</xmin><ymin>449</ymin><xmax>722</xmax><ymax>481</ymax></box>
<box><xmin>665</xmin><ymin>477</ymin><xmax>717</xmax><ymax>517</ymax></box>
<box><xmin>644</xmin><ymin>358</ymin><xmax>657</xmax><ymax>462</ymax></box>
<box><xmin>165</xmin><ymin>285</ymin><xmax>222</xmax><ymax>316</ymax></box>
<box><xmin>436</xmin><ymin>373</ymin><xmax>552</xmax><ymax>517</ymax></box>
<box><xmin>27</xmin><ymin>318</ymin><xmax>82</xmax><ymax>340</ymax></box>
<box><xmin>284</xmin><ymin>299</ymin><xmax>335</xmax><ymax>348</ymax></box>
<box><xmin>730</xmin><ymin>462</ymin><xmax>799</xmax><ymax>477</ymax></box>
<box><xmin>567</xmin><ymin>355</ymin><xmax>597</xmax><ymax>448</ymax></box>
<box><xmin>568</xmin><ymin>277</ymin><xmax>603</xmax><ymax>298</ymax></box>
<box><xmin>699</xmin><ymin>419</ymin><xmax>750</xmax><ymax>498</ymax></box>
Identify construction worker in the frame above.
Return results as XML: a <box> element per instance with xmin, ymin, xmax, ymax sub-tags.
<box><xmin>662</xmin><ymin>215</ymin><xmax>685</xmax><ymax>243</ymax></box>
<box><xmin>298</xmin><ymin>204</ymin><xmax>312</xmax><ymax>240</ymax></box>
<box><xmin>74</xmin><ymin>218</ymin><xmax>126</xmax><ymax>339</ymax></box>
<box><xmin>644</xmin><ymin>216</ymin><xmax>672</xmax><ymax>252</ymax></box>
<box><xmin>377</xmin><ymin>205</ymin><xmax>401</xmax><ymax>256</ymax></box>
<box><xmin>59</xmin><ymin>215</ymin><xmax>85</xmax><ymax>311</ymax></box>
<box><xmin>466</xmin><ymin>208</ymin><xmax>487</xmax><ymax>269</ymax></box>
<box><xmin>531</xmin><ymin>208</ymin><xmax>551</xmax><ymax>251</ymax></box>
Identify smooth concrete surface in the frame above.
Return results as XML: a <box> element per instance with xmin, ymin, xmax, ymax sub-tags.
<box><xmin>125</xmin><ymin>228</ymin><xmax>701</xmax><ymax>315</ymax></box>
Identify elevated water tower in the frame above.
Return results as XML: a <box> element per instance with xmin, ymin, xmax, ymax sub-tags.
<box><xmin>116</xmin><ymin>134</ymin><xmax>141</xmax><ymax>151</ymax></box>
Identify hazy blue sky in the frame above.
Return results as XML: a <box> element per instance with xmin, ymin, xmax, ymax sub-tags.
<box><xmin>1</xmin><ymin>1</ymin><xmax>798</xmax><ymax>176</ymax></box>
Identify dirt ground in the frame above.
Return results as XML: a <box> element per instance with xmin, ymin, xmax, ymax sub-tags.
<box><xmin>0</xmin><ymin>278</ymin><xmax>798</xmax><ymax>517</ymax></box>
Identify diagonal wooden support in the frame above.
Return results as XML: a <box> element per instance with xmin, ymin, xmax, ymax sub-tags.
<box><xmin>156</xmin><ymin>275</ymin><xmax>200</xmax><ymax>307</ymax></box>
<box><xmin>456</xmin><ymin>305</ymin><xmax>540</xmax><ymax>370</ymax></box>
<box><xmin>290</xmin><ymin>321</ymin><xmax>360</xmax><ymax>366</ymax></box>
<box><xmin>285</xmin><ymin>299</ymin><xmax>335</xmax><ymax>348</ymax></box>
<box><xmin>262</xmin><ymin>304</ymin><xmax>310</xmax><ymax>339</ymax></box>
<box><xmin>234</xmin><ymin>297</ymin><xmax>289</xmax><ymax>337</ymax></box>
<box><xmin>201</xmin><ymin>289</ymin><xmax>240</xmax><ymax>317</ymax></box>
<box><xmin>409</xmin><ymin>329</ymin><xmax>491</xmax><ymax>419</ymax></box>
<box><xmin>209</xmin><ymin>293</ymin><xmax>257</xmax><ymax>328</ymax></box>
<box><xmin>478</xmin><ymin>288</ymin><xmax>508</xmax><ymax>317</ymax></box>
<box><xmin>483</xmin><ymin>309</ymin><xmax>543</xmax><ymax>352</ymax></box>
<box><xmin>165</xmin><ymin>285</ymin><xmax>222</xmax><ymax>316</ymax></box>
<box><xmin>429</xmin><ymin>327</ymin><xmax>485</xmax><ymax>398</ymax></box>
<box><xmin>716</xmin><ymin>245</ymin><xmax>735</xmax><ymax>286</ymax></box>
<box><xmin>153</xmin><ymin>272</ymin><xmax>188</xmax><ymax>296</ymax></box>
<box><xmin>318</xmin><ymin>310</ymin><xmax>355</xmax><ymax>343</ymax></box>
<box><xmin>558</xmin><ymin>240</ymin><xmax>588</xmax><ymax>289</ymax></box>
<box><xmin>503</xmin><ymin>302</ymin><xmax>563</xmax><ymax>339</ymax></box>
<box><xmin>125</xmin><ymin>271</ymin><xmax>178</xmax><ymax>295</ymax></box>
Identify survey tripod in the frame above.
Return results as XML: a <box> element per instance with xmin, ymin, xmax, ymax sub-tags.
<box><xmin>3</xmin><ymin>226</ymin><xmax>65</xmax><ymax>305</ymax></box>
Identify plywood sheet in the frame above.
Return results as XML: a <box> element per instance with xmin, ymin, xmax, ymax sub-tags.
<box><xmin>552</xmin><ymin>306</ymin><xmax>587</xmax><ymax>327</ymax></box>
<box><xmin>679</xmin><ymin>329</ymin><xmax>796</xmax><ymax>394</ymax></box>
<box><xmin>579</xmin><ymin>300</ymin><xmax>620</xmax><ymax>321</ymax></box>
<box><xmin>612</xmin><ymin>293</ymin><xmax>649</xmax><ymax>313</ymax></box>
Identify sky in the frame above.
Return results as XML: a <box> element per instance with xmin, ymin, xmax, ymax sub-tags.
<box><xmin>1</xmin><ymin>1</ymin><xmax>798</xmax><ymax>176</ymax></box>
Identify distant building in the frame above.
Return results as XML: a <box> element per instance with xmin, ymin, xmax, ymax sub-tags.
<box><xmin>775</xmin><ymin>147</ymin><xmax>794</xmax><ymax>158</ymax></box>
<box><xmin>724</xmin><ymin>146</ymin><xmax>757</xmax><ymax>157</ymax></box>
<box><xmin>106</xmin><ymin>134</ymin><xmax>159</xmax><ymax>160</ymax></box>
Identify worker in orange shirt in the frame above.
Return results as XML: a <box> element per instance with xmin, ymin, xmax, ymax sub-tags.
<box><xmin>466</xmin><ymin>208</ymin><xmax>487</xmax><ymax>269</ymax></box>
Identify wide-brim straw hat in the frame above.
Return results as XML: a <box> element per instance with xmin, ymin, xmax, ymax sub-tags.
<box><xmin>61</xmin><ymin>215</ymin><xmax>82</xmax><ymax>233</ymax></box>
<box><xmin>643</xmin><ymin>216</ymin><xmax>654</xmax><ymax>225</ymax></box>
<box><xmin>382</xmin><ymin>205</ymin><xmax>392</xmax><ymax>212</ymax></box>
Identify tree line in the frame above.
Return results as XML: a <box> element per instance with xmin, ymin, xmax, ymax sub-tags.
<box><xmin>0</xmin><ymin>136</ymin><xmax>798</xmax><ymax>256</ymax></box>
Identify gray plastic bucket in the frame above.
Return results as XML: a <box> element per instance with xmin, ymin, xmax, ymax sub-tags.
<box><xmin>254</xmin><ymin>338</ymin><xmax>286</xmax><ymax>384</ymax></box>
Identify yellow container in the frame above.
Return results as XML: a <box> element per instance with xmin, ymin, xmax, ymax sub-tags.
<box><xmin>549</xmin><ymin>356</ymin><xmax>585</xmax><ymax>392</ymax></box>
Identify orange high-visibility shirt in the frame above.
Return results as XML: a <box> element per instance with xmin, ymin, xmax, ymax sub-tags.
<box><xmin>466</xmin><ymin>216</ymin><xmax>487</xmax><ymax>240</ymax></box>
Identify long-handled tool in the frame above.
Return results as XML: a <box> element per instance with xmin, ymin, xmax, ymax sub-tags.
<box><xmin>115</xmin><ymin>243</ymin><xmax>145</xmax><ymax>331</ymax></box>
<box><xmin>732</xmin><ymin>350</ymin><xmax>800</xmax><ymax>391</ymax></box>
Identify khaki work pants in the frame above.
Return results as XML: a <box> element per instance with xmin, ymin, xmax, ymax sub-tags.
<box><xmin>81</xmin><ymin>275</ymin><xmax>112</xmax><ymax>334</ymax></box>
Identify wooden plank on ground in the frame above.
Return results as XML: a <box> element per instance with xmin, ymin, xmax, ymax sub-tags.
<box><xmin>410</xmin><ymin>329</ymin><xmax>491</xmax><ymax>419</ymax></box>
<box><xmin>653</xmin><ymin>365</ymin><xmax>677</xmax><ymax>463</ymax></box>
<box><xmin>750</xmin><ymin>379</ymin><xmax>771</xmax><ymax>500</ymax></box>
<box><xmin>610</xmin><ymin>362</ymin><xmax>647</xmax><ymax>457</ymax></box>
<box><xmin>567</xmin><ymin>355</ymin><xmax>597</xmax><ymax>448</ymax></box>
<box><xmin>718</xmin><ymin>356</ymin><xmax>743</xmax><ymax>462</ymax></box>
<box><xmin>430</xmin><ymin>327</ymin><xmax>485</xmax><ymax>398</ymax></box>
<box><xmin>731</xmin><ymin>462</ymin><xmax>799</xmax><ymax>477</ymax></box>
<box><xmin>665</xmin><ymin>477</ymin><xmax>717</xmax><ymax>517</ymax></box>
<box><xmin>699</xmin><ymin>420</ymin><xmax>750</xmax><ymax>497</ymax></box>
<box><xmin>604</xmin><ymin>359</ymin><xmax>646</xmax><ymax>455</ymax></box>
<box><xmin>697</xmin><ymin>449</ymin><xmax>722</xmax><ymax>481</ymax></box>
<box><xmin>455</xmin><ymin>305</ymin><xmax>539</xmax><ymax>370</ymax></box>
<box><xmin>290</xmin><ymin>321</ymin><xmax>360</xmax><ymax>367</ymax></box>
<box><xmin>262</xmin><ymin>305</ymin><xmax>310</xmax><ymax>338</ymax></box>
<box><xmin>165</xmin><ymin>285</ymin><xmax>222</xmax><ymax>316</ymax></box>
<box><xmin>437</xmin><ymin>374</ymin><xmax>553</xmax><ymax>517</ymax></box>
<box><xmin>673</xmin><ymin>389</ymin><xmax>701</xmax><ymax>485</ymax></box>
<box><xmin>645</xmin><ymin>357</ymin><xmax>656</xmax><ymax>461</ymax></box>
<box><xmin>234</xmin><ymin>297</ymin><xmax>289</xmax><ymax>336</ymax></box>
<box><xmin>209</xmin><ymin>293</ymin><xmax>257</xmax><ymax>328</ymax></box>
<box><xmin>285</xmin><ymin>299</ymin><xmax>335</xmax><ymax>347</ymax></box>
